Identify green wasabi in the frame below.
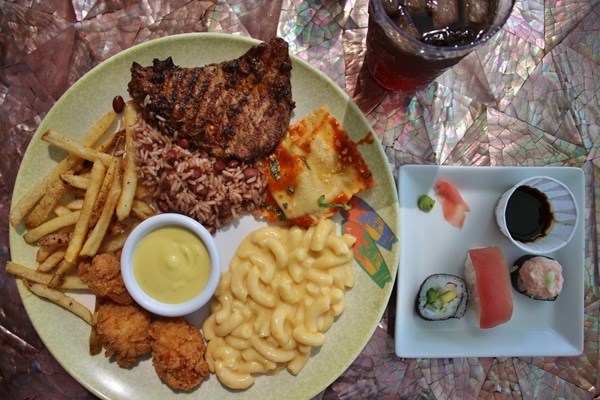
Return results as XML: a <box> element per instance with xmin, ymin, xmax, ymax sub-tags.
<box><xmin>418</xmin><ymin>194</ymin><xmax>435</xmax><ymax>212</ymax></box>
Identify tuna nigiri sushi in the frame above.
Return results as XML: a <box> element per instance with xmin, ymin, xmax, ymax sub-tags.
<box><xmin>464</xmin><ymin>246</ymin><xmax>513</xmax><ymax>329</ymax></box>
<box><xmin>434</xmin><ymin>178</ymin><xmax>470</xmax><ymax>228</ymax></box>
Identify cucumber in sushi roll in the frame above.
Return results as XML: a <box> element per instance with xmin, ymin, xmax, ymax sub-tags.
<box><xmin>415</xmin><ymin>274</ymin><xmax>468</xmax><ymax>321</ymax></box>
<box><xmin>511</xmin><ymin>255</ymin><xmax>564</xmax><ymax>301</ymax></box>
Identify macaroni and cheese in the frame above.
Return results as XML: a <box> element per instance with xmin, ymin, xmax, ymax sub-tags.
<box><xmin>202</xmin><ymin>219</ymin><xmax>356</xmax><ymax>389</ymax></box>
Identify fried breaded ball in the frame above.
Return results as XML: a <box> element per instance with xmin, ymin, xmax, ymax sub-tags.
<box><xmin>148</xmin><ymin>317</ymin><xmax>210</xmax><ymax>391</ymax></box>
<box><xmin>79</xmin><ymin>252</ymin><xmax>133</xmax><ymax>305</ymax></box>
<box><xmin>95</xmin><ymin>300</ymin><xmax>152</xmax><ymax>368</ymax></box>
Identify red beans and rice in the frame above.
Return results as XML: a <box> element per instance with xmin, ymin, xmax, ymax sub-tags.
<box><xmin>133</xmin><ymin>116</ymin><xmax>267</xmax><ymax>234</ymax></box>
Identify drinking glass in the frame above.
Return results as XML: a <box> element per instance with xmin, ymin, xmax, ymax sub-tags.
<box><xmin>365</xmin><ymin>0</ymin><xmax>516</xmax><ymax>92</ymax></box>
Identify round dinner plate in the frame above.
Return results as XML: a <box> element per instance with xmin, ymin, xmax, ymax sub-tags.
<box><xmin>9</xmin><ymin>33</ymin><xmax>400</xmax><ymax>400</ymax></box>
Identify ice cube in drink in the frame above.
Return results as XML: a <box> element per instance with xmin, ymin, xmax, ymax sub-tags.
<box><xmin>465</xmin><ymin>0</ymin><xmax>492</xmax><ymax>25</ymax></box>
<box><xmin>365</xmin><ymin>0</ymin><xmax>510</xmax><ymax>92</ymax></box>
<box><xmin>431</xmin><ymin>0</ymin><xmax>459</xmax><ymax>28</ymax></box>
<box><xmin>394</xmin><ymin>5</ymin><xmax>421</xmax><ymax>39</ymax></box>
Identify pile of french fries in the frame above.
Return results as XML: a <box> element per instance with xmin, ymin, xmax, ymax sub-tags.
<box><xmin>7</xmin><ymin>102</ymin><xmax>156</xmax><ymax>325</ymax></box>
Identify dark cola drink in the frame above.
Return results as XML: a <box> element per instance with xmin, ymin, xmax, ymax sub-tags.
<box><xmin>366</xmin><ymin>0</ymin><xmax>515</xmax><ymax>92</ymax></box>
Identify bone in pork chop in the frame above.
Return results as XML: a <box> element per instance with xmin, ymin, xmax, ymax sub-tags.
<box><xmin>127</xmin><ymin>38</ymin><xmax>295</xmax><ymax>161</ymax></box>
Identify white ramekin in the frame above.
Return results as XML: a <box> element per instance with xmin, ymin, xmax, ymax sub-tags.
<box><xmin>121</xmin><ymin>213</ymin><xmax>220</xmax><ymax>316</ymax></box>
<box><xmin>495</xmin><ymin>176</ymin><xmax>578</xmax><ymax>254</ymax></box>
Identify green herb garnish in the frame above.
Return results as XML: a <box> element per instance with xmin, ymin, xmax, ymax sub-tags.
<box><xmin>269</xmin><ymin>158</ymin><xmax>281</xmax><ymax>180</ymax></box>
<box><xmin>261</xmin><ymin>203</ymin><xmax>286</xmax><ymax>220</ymax></box>
<box><xmin>301</xmin><ymin>156</ymin><xmax>311</xmax><ymax>170</ymax></box>
<box><xmin>317</xmin><ymin>195</ymin><xmax>351</xmax><ymax>210</ymax></box>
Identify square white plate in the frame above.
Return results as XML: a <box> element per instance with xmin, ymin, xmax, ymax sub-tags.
<box><xmin>395</xmin><ymin>165</ymin><xmax>584</xmax><ymax>358</ymax></box>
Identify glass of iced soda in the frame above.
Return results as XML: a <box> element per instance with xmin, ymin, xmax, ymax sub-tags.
<box><xmin>366</xmin><ymin>0</ymin><xmax>515</xmax><ymax>92</ymax></box>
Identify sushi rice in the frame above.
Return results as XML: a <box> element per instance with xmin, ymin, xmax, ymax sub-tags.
<box><xmin>416</xmin><ymin>274</ymin><xmax>468</xmax><ymax>321</ymax></box>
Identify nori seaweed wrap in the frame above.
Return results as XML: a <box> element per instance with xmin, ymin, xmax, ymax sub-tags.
<box><xmin>415</xmin><ymin>274</ymin><xmax>468</xmax><ymax>321</ymax></box>
<box><xmin>511</xmin><ymin>255</ymin><xmax>564</xmax><ymax>301</ymax></box>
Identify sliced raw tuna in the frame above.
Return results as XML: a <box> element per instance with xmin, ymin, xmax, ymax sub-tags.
<box><xmin>464</xmin><ymin>246</ymin><xmax>514</xmax><ymax>329</ymax></box>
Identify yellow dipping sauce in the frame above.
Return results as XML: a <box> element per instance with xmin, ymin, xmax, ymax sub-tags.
<box><xmin>133</xmin><ymin>225</ymin><xmax>210</xmax><ymax>304</ymax></box>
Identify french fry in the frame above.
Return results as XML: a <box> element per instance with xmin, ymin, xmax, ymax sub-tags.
<box><xmin>48</xmin><ymin>258</ymin><xmax>76</xmax><ymax>289</ymax></box>
<box><xmin>89</xmin><ymin>300</ymin><xmax>103</xmax><ymax>356</ymax></box>
<box><xmin>36</xmin><ymin>244</ymin><xmax>60</xmax><ymax>263</ymax></box>
<box><xmin>131</xmin><ymin>199</ymin><xmax>156</xmax><ymax>220</ymax></box>
<box><xmin>63</xmin><ymin>160</ymin><xmax>106</xmax><ymax>264</ymax></box>
<box><xmin>10</xmin><ymin>156</ymin><xmax>80</xmax><ymax>228</ymax></box>
<box><xmin>116</xmin><ymin>102</ymin><xmax>138</xmax><ymax>221</ymax></box>
<box><xmin>80</xmin><ymin>165</ymin><xmax>122</xmax><ymax>257</ymax></box>
<box><xmin>42</xmin><ymin>130</ymin><xmax>114</xmax><ymax>166</ymax></box>
<box><xmin>48</xmin><ymin>161</ymin><xmax>106</xmax><ymax>288</ymax></box>
<box><xmin>9</xmin><ymin>107</ymin><xmax>162</xmax><ymax>335</ymax></box>
<box><xmin>98</xmin><ymin>223</ymin><xmax>137</xmax><ymax>254</ymax></box>
<box><xmin>85</xmin><ymin>110</ymin><xmax>118</xmax><ymax>150</ymax></box>
<box><xmin>88</xmin><ymin>328</ymin><xmax>102</xmax><ymax>355</ymax></box>
<box><xmin>65</xmin><ymin>276</ymin><xmax>89</xmax><ymax>290</ymax></box>
<box><xmin>23</xmin><ymin>210</ymin><xmax>81</xmax><ymax>244</ymax></box>
<box><xmin>53</xmin><ymin>204</ymin><xmax>74</xmax><ymax>216</ymax></box>
<box><xmin>24</xmin><ymin>280</ymin><xmax>93</xmax><ymax>324</ymax></box>
<box><xmin>37</xmin><ymin>229</ymin><xmax>73</xmax><ymax>247</ymax></box>
<box><xmin>25</xmin><ymin>179</ymin><xmax>67</xmax><ymax>230</ymax></box>
<box><xmin>96</xmin><ymin>129</ymin><xmax>124</xmax><ymax>154</ymax></box>
<box><xmin>6</xmin><ymin>261</ymin><xmax>86</xmax><ymax>290</ymax></box>
<box><xmin>60</xmin><ymin>173</ymin><xmax>90</xmax><ymax>190</ymax></box>
<box><xmin>9</xmin><ymin>111</ymin><xmax>115</xmax><ymax>227</ymax></box>
<box><xmin>135</xmin><ymin>183</ymin><xmax>152</xmax><ymax>199</ymax></box>
<box><xmin>37</xmin><ymin>247</ymin><xmax>67</xmax><ymax>272</ymax></box>
<box><xmin>89</xmin><ymin>158</ymin><xmax>119</xmax><ymax>227</ymax></box>
<box><xmin>63</xmin><ymin>199</ymin><xmax>84</xmax><ymax>211</ymax></box>
<box><xmin>89</xmin><ymin>325</ymin><xmax>102</xmax><ymax>356</ymax></box>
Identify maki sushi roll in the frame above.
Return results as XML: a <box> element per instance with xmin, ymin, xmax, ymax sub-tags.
<box><xmin>511</xmin><ymin>255</ymin><xmax>564</xmax><ymax>301</ymax></box>
<box><xmin>415</xmin><ymin>274</ymin><xmax>468</xmax><ymax>321</ymax></box>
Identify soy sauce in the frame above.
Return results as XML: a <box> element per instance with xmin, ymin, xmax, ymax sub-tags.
<box><xmin>505</xmin><ymin>185</ymin><xmax>553</xmax><ymax>242</ymax></box>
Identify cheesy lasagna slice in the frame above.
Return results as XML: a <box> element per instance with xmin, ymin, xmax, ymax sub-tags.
<box><xmin>263</xmin><ymin>107</ymin><xmax>374</xmax><ymax>226</ymax></box>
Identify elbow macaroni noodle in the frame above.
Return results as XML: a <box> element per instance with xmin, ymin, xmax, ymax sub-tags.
<box><xmin>202</xmin><ymin>219</ymin><xmax>356</xmax><ymax>389</ymax></box>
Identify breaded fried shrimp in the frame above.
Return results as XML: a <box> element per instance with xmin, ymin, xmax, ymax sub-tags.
<box><xmin>95</xmin><ymin>300</ymin><xmax>152</xmax><ymax>367</ymax></box>
<box><xmin>77</xmin><ymin>259</ymin><xmax>91</xmax><ymax>281</ymax></box>
<box><xmin>148</xmin><ymin>318</ymin><xmax>210</xmax><ymax>391</ymax></box>
<box><xmin>80</xmin><ymin>252</ymin><xmax>133</xmax><ymax>305</ymax></box>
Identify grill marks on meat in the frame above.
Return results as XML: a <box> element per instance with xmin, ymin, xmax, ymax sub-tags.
<box><xmin>127</xmin><ymin>38</ymin><xmax>295</xmax><ymax>161</ymax></box>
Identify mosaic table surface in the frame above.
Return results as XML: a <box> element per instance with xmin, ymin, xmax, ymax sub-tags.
<box><xmin>1</xmin><ymin>0</ymin><xmax>598</xmax><ymax>399</ymax></box>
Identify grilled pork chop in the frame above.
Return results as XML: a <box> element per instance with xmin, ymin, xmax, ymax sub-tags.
<box><xmin>128</xmin><ymin>38</ymin><xmax>295</xmax><ymax>161</ymax></box>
